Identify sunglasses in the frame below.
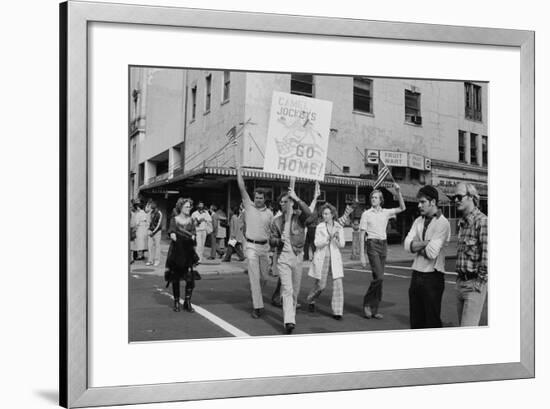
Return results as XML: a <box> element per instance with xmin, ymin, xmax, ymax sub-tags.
<box><xmin>452</xmin><ymin>194</ymin><xmax>470</xmax><ymax>202</ymax></box>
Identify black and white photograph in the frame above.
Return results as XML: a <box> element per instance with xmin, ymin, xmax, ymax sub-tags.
<box><xmin>128</xmin><ymin>67</ymin><xmax>489</xmax><ymax>341</ymax></box>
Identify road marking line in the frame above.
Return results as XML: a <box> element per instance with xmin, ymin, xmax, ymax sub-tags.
<box><xmin>345</xmin><ymin>268</ymin><xmax>457</xmax><ymax>284</ymax></box>
<box><xmin>192</xmin><ymin>305</ymin><xmax>251</xmax><ymax>338</ymax></box>
<box><xmin>153</xmin><ymin>286</ymin><xmax>250</xmax><ymax>338</ymax></box>
<box><xmin>346</xmin><ymin>265</ymin><xmax>457</xmax><ymax>275</ymax></box>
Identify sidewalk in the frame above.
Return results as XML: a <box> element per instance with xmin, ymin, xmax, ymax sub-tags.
<box><xmin>131</xmin><ymin>239</ymin><xmax>458</xmax><ymax>277</ymax></box>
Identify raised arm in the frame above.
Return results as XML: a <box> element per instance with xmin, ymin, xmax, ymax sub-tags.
<box><xmin>389</xmin><ymin>183</ymin><xmax>406</xmax><ymax>216</ymax></box>
<box><xmin>309</xmin><ymin>181</ymin><xmax>321</xmax><ymax>212</ymax></box>
<box><xmin>236</xmin><ymin>166</ymin><xmax>253</xmax><ymax>207</ymax></box>
<box><xmin>287</xmin><ymin>187</ymin><xmax>312</xmax><ymax>224</ymax></box>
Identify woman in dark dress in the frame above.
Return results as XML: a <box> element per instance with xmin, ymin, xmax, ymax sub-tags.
<box><xmin>166</xmin><ymin>198</ymin><xmax>198</xmax><ymax>312</ymax></box>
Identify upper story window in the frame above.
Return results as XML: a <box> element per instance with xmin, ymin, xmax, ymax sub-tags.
<box><xmin>470</xmin><ymin>132</ymin><xmax>479</xmax><ymax>165</ymax></box>
<box><xmin>190</xmin><ymin>86</ymin><xmax>197</xmax><ymax>121</ymax></box>
<box><xmin>353</xmin><ymin>77</ymin><xmax>373</xmax><ymax>114</ymax></box>
<box><xmin>482</xmin><ymin>135</ymin><xmax>488</xmax><ymax>167</ymax></box>
<box><xmin>458</xmin><ymin>130</ymin><xmax>466</xmax><ymax>163</ymax></box>
<box><xmin>465</xmin><ymin>82</ymin><xmax>482</xmax><ymax>121</ymax></box>
<box><xmin>205</xmin><ymin>74</ymin><xmax>212</xmax><ymax>112</ymax></box>
<box><xmin>222</xmin><ymin>71</ymin><xmax>230</xmax><ymax>102</ymax></box>
<box><xmin>405</xmin><ymin>89</ymin><xmax>422</xmax><ymax>125</ymax></box>
<box><xmin>290</xmin><ymin>73</ymin><xmax>314</xmax><ymax>97</ymax></box>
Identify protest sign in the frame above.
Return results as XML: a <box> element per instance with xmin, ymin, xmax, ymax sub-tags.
<box><xmin>263</xmin><ymin>91</ymin><xmax>332</xmax><ymax>181</ymax></box>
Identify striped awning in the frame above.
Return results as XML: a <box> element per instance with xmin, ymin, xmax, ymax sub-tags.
<box><xmin>196</xmin><ymin>166</ymin><xmax>381</xmax><ymax>187</ymax></box>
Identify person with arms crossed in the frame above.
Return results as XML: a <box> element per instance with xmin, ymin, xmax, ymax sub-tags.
<box><xmin>237</xmin><ymin>166</ymin><xmax>274</xmax><ymax>318</ymax></box>
<box><xmin>453</xmin><ymin>183</ymin><xmax>488</xmax><ymax>326</ymax></box>
<box><xmin>359</xmin><ymin>185</ymin><xmax>406</xmax><ymax>319</ymax></box>
<box><xmin>404</xmin><ymin>186</ymin><xmax>451</xmax><ymax>329</ymax></box>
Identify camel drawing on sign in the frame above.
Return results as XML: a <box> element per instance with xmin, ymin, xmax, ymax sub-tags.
<box><xmin>275</xmin><ymin>116</ymin><xmax>324</xmax><ymax>159</ymax></box>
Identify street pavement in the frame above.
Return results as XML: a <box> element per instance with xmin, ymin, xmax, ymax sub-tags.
<box><xmin>129</xmin><ymin>240</ymin><xmax>487</xmax><ymax>342</ymax></box>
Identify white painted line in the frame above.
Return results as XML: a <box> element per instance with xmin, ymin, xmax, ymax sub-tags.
<box><xmin>154</xmin><ymin>287</ymin><xmax>251</xmax><ymax>338</ymax></box>
<box><xmin>345</xmin><ymin>268</ymin><xmax>457</xmax><ymax>284</ymax></box>
<box><xmin>192</xmin><ymin>305</ymin><xmax>251</xmax><ymax>338</ymax></box>
<box><xmin>345</xmin><ymin>265</ymin><xmax>457</xmax><ymax>275</ymax></box>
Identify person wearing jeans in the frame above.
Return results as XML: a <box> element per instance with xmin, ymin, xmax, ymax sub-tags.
<box><xmin>453</xmin><ymin>183</ymin><xmax>488</xmax><ymax>326</ymax></box>
<box><xmin>359</xmin><ymin>184</ymin><xmax>405</xmax><ymax>319</ymax></box>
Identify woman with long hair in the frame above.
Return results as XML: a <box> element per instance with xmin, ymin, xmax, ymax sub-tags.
<box><xmin>306</xmin><ymin>203</ymin><xmax>346</xmax><ymax>320</ymax></box>
<box><xmin>166</xmin><ymin>198</ymin><xmax>198</xmax><ymax>312</ymax></box>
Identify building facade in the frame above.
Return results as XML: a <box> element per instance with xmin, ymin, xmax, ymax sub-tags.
<box><xmin>129</xmin><ymin>67</ymin><xmax>488</xmax><ymax>238</ymax></box>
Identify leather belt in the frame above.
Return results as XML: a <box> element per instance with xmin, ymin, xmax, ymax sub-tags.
<box><xmin>246</xmin><ymin>238</ymin><xmax>268</xmax><ymax>245</ymax></box>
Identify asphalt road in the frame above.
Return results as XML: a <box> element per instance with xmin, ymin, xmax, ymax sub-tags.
<box><xmin>129</xmin><ymin>259</ymin><xmax>488</xmax><ymax>342</ymax></box>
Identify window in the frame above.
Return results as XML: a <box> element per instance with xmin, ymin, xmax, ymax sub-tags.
<box><xmin>458</xmin><ymin>130</ymin><xmax>466</xmax><ymax>162</ymax></box>
<box><xmin>405</xmin><ymin>89</ymin><xmax>421</xmax><ymax>124</ymax></box>
<box><xmin>410</xmin><ymin>168</ymin><xmax>420</xmax><ymax>181</ymax></box>
<box><xmin>342</xmin><ymin>166</ymin><xmax>350</xmax><ymax>174</ymax></box>
<box><xmin>465</xmin><ymin>82</ymin><xmax>482</xmax><ymax>121</ymax></box>
<box><xmin>138</xmin><ymin>163</ymin><xmax>144</xmax><ymax>186</ymax></box>
<box><xmin>353</xmin><ymin>77</ymin><xmax>373</xmax><ymax>114</ymax></box>
<box><xmin>190</xmin><ymin>86</ymin><xmax>197</xmax><ymax>121</ymax></box>
<box><xmin>222</xmin><ymin>71</ymin><xmax>230</xmax><ymax>102</ymax></box>
<box><xmin>156</xmin><ymin>159</ymin><xmax>169</xmax><ymax>176</ymax></box>
<box><xmin>470</xmin><ymin>132</ymin><xmax>478</xmax><ymax>165</ymax></box>
<box><xmin>482</xmin><ymin>135</ymin><xmax>488</xmax><ymax>167</ymax></box>
<box><xmin>290</xmin><ymin>73</ymin><xmax>314</xmax><ymax>97</ymax></box>
<box><xmin>392</xmin><ymin>167</ymin><xmax>406</xmax><ymax>180</ymax></box>
<box><xmin>205</xmin><ymin>74</ymin><xmax>212</xmax><ymax>112</ymax></box>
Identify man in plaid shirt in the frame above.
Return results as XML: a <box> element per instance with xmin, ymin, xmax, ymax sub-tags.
<box><xmin>454</xmin><ymin>183</ymin><xmax>488</xmax><ymax>326</ymax></box>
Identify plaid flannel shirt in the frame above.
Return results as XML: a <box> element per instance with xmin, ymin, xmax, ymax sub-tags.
<box><xmin>456</xmin><ymin>207</ymin><xmax>488</xmax><ymax>282</ymax></box>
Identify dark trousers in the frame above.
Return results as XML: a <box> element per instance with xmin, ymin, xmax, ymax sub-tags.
<box><xmin>363</xmin><ymin>239</ymin><xmax>387</xmax><ymax>312</ymax></box>
<box><xmin>209</xmin><ymin>233</ymin><xmax>224</xmax><ymax>258</ymax></box>
<box><xmin>303</xmin><ymin>229</ymin><xmax>316</xmax><ymax>261</ymax></box>
<box><xmin>408</xmin><ymin>270</ymin><xmax>445</xmax><ymax>329</ymax></box>
<box><xmin>172</xmin><ymin>276</ymin><xmax>195</xmax><ymax>300</ymax></box>
<box><xmin>223</xmin><ymin>242</ymin><xmax>245</xmax><ymax>261</ymax></box>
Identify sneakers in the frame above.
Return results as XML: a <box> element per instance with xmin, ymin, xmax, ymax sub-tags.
<box><xmin>251</xmin><ymin>308</ymin><xmax>264</xmax><ymax>319</ymax></box>
<box><xmin>363</xmin><ymin>305</ymin><xmax>373</xmax><ymax>319</ymax></box>
<box><xmin>153</xmin><ymin>261</ymin><xmax>160</xmax><ymax>267</ymax></box>
<box><xmin>332</xmin><ymin>315</ymin><xmax>343</xmax><ymax>320</ymax></box>
<box><xmin>285</xmin><ymin>323</ymin><xmax>295</xmax><ymax>334</ymax></box>
<box><xmin>145</xmin><ymin>261</ymin><xmax>153</xmax><ymax>266</ymax></box>
<box><xmin>373</xmin><ymin>313</ymin><xmax>384</xmax><ymax>319</ymax></box>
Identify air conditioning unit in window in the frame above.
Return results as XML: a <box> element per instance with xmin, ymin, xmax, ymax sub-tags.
<box><xmin>411</xmin><ymin>115</ymin><xmax>422</xmax><ymax>125</ymax></box>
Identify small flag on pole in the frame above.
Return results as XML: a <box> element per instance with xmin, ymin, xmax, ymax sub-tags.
<box><xmin>373</xmin><ymin>157</ymin><xmax>393</xmax><ymax>189</ymax></box>
<box><xmin>226</xmin><ymin>125</ymin><xmax>238</xmax><ymax>147</ymax></box>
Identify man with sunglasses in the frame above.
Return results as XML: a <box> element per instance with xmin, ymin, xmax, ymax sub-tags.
<box><xmin>453</xmin><ymin>183</ymin><xmax>488</xmax><ymax>326</ymax></box>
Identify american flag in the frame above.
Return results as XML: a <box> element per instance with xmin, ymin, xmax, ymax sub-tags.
<box><xmin>373</xmin><ymin>157</ymin><xmax>392</xmax><ymax>189</ymax></box>
<box><xmin>226</xmin><ymin>126</ymin><xmax>238</xmax><ymax>147</ymax></box>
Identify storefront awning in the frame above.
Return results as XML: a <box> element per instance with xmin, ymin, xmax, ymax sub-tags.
<box><xmin>143</xmin><ymin>166</ymin><xmax>382</xmax><ymax>190</ymax></box>
<box><xmin>389</xmin><ymin>183</ymin><xmax>450</xmax><ymax>205</ymax></box>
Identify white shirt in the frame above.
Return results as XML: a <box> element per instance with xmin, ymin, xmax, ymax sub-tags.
<box><xmin>359</xmin><ymin>208</ymin><xmax>395</xmax><ymax>240</ymax></box>
<box><xmin>191</xmin><ymin>210</ymin><xmax>212</xmax><ymax>231</ymax></box>
<box><xmin>404</xmin><ymin>213</ymin><xmax>451</xmax><ymax>273</ymax></box>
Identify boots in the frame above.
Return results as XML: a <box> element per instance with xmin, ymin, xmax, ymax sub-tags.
<box><xmin>173</xmin><ymin>298</ymin><xmax>181</xmax><ymax>312</ymax></box>
<box><xmin>183</xmin><ymin>296</ymin><xmax>195</xmax><ymax>313</ymax></box>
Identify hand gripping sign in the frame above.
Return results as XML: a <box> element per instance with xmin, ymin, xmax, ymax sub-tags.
<box><xmin>263</xmin><ymin>91</ymin><xmax>333</xmax><ymax>181</ymax></box>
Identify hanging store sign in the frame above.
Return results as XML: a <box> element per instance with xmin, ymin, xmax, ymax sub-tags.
<box><xmin>263</xmin><ymin>91</ymin><xmax>333</xmax><ymax>181</ymax></box>
<box><xmin>424</xmin><ymin>158</ymin><xmax>432</xmax><ymax>170</ymax></box>
<box><xmin>380</xmin><ymin>150</ymin><xmax>408</xmax><ymax>167</ymax></box>
<box><xmin>365</xmin><ymin>149</ymin><xmax>379</xmax><ymax>165</ymax></box>
<box><xmin>408</xmin><ymin>153</ymin><xmax>425</xmax><ymax>170</ymax></box>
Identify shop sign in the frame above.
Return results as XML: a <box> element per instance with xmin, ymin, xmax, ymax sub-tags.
<box><xmin>379</xmin><ymin>150</ymin><xmax>408</xmax><ymax>167</ymax></box>
<box><xmin>365</xmin><ymin>149</ymin><xmax>379</xmax><ymax>165</ymax></box>
<box><xmin>408</xmin><ymin>153</ymin><xmax>425</xmax><ymax>170</ymax></box>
